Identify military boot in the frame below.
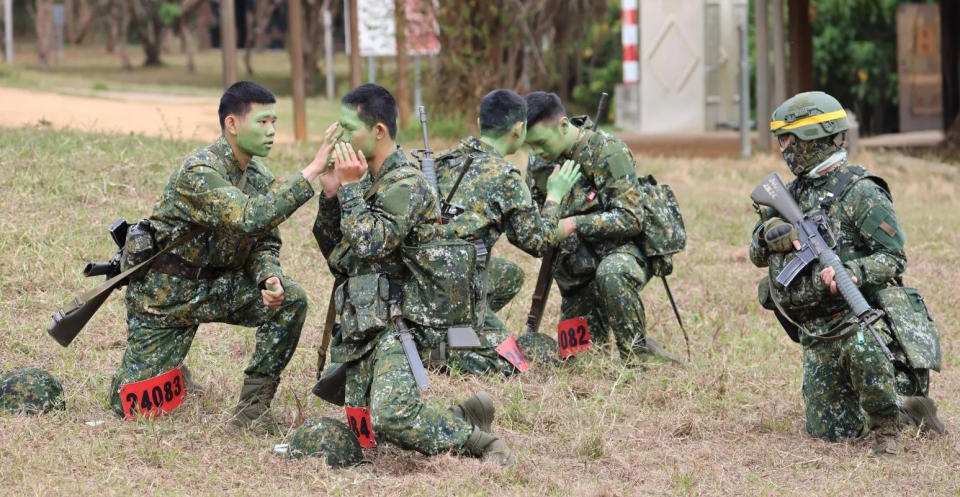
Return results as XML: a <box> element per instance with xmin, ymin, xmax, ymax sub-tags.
<box><xmin>180</xmin><ymin>365</ymin><xmax>206</xmax><ymax>395</ymax></box>
<box><xmin>449</xmin><ymin>392</ymin><xmax>495</xmax><ymax>432</ymax></box>
<box><xmin>868</xmin><ymin>414</ymin><xmax>902</xmax><ymax>456</ymax></box>
<box><xmin>464</xmin><ymin>428</ymin><xmax>516</xmax><ymax>467</ymax></box>
<box><xmin>646</xmin><ymin>337</ymin><xmax>684</xmax><ymax>365</ymax></box>
<box><xmin>901</xmin><ymin>396</ymin><xmax>947</xmax><ymax>435</ymax></box>
<box><xmin>226</xmin><ymin>376</ymin><xmax>282</xmax><ymax>435</ymax></box>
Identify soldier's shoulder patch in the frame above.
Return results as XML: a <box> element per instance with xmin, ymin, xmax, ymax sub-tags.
<box><xmin>602</xmin><ymin>143</ymin><xmax>637</xmax><ymax>178</ymax></box>
<box><xmin>380</xmin><ymin>182</ymin><xmax>413</xmax><ymax>216</ymax></box>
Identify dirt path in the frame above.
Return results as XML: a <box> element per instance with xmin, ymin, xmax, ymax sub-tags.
<box><xmin>3</xmin><ymin>86</ymin><xmax>237</xmax><ymax>143</ymax></box>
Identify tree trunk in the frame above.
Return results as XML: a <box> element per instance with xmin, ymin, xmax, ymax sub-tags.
<box><xmin>395</xmin><ymin>0</ymin><xmax>410</xmax><ymax>127</ymax></box>
<box><xmin>35</xmin><ymin>0</ymin><xmax>53</xmax><ymax>70</ymax></box>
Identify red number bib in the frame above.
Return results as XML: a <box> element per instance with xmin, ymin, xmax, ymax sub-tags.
<box><xmin>345</xmin><ymin>406</ymin><xmax>377</xmax><ymax>448</ymax></box>
<box><xmin>495</xmin><ymin>335</ymin><xmax>530</xmax><ymax>372</ymax></box>
<box><xmin>118</xmin><ymin>365</ymin><xmax>186</xmax><ymax>420</ymax></box>
<box><xmin>557</xmin><ymin>316</ymin><xmax>592</xmax><ymax>359</ymax></box>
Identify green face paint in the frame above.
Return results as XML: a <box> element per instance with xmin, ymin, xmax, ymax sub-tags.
<box><xmin>524</xmin><ymin>122</ymin><xmax>568</xmax><ymax>161</ymax></box>
<box><xmin>236</xmin><ymin>104</ymin><xmax>278</xmax><ymax>157</ymax></box>
<box><xmin>338</xmin><ymin>105</ymin><xmax>377</xmax><ymax>159</ymax></box>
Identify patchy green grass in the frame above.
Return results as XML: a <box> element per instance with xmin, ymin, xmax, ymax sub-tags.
<box><xmin>0</xmin><ymin>126</ymin><xmax>958</xmax><ymax>496</ymax></box>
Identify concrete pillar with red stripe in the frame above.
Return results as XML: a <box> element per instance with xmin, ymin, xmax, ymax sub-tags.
<box><xmin>622</xmin><ymin>0</ymin><xmax>639</xmax><ymax>84</ymax></box>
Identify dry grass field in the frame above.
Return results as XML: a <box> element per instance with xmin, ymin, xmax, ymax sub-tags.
<box><xmin>0</xmin><ymin>123</ymin><xmax>958</xmax><ymax>497</ymax></box>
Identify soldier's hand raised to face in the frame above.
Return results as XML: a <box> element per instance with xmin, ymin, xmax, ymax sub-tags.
<box><xmin>545</xmin><ymin>160</ymin><xmax>582</xmax><ymax>203</ymax></box>
<box><xmin>334</xmin><ymin>142</ymin><xmax>368</xmax><ymax>185</ymax></box>
<box><xmin>302</xmin><ymin>123</ymin><xmax>341</xmax><ymax>183</ymax></box>
<box><xmin>261</xmin><ymin>276</ymin><xmax>285</xmax><ymax>308</ymax></box>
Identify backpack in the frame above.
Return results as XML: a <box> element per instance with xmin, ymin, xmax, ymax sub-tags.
<box><xmin>636</xmin><ymin>174</ymin><xmax>686</xmax><ymax>276</ymax></box>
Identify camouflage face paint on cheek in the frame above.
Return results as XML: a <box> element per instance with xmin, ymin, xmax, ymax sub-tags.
<box><xmin>236</xmin><ymin>107</ymin><xmax>277</xmax><ymax>157</ymax></box>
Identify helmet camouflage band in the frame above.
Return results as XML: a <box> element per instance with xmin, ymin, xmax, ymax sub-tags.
<box><xmin>770</xmin><ymin>91</ymin><xmax>849</xmax><ymax>141</ymax></box>
<box><xmin>0</xmin><ymin>368</ymin><xmax>67</xmax><ymax>415</ymax></box>
<box><xmin>287</xmin><ymin>416</ymin><xmax>363</xmax><ymax>468</ymax></box>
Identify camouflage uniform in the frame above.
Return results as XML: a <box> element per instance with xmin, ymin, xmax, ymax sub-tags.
<box><xmin>109</xmin><ymin>136</ymin><xmax>313</xmax><ymax>415</ymax></box>
<box><xmin>434</xmin><ymin>137</ymin><xmax>562</xmax><ymax>375</ymax></box>
<box><xmin>312</xmin><ymin>147</ymin><xmax>474</xmax><ymax>455</ymax></box>
<box><xmin>750</xmin><ymin>162</ymin><xmax>904</xmax><ymax>441</ymax></box>
<box><xmin>527</xmin><ymin>118</ymin><xmax>652</xmax><ymax>360</ymax></box>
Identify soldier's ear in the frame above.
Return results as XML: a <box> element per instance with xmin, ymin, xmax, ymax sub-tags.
<box><xmin>224</xmin><ymin>114</ymin><xmax>239</xmax><ymax>136</ymax></box>
<box><xmin>510</xmin><ymin>120</ymin><xmax>525</xmax><ymax>139</ymax></box>
<box><xmin>374</xmin><ymin>122</ymin><xmax>387</xmax><ymax>141</ymax></box>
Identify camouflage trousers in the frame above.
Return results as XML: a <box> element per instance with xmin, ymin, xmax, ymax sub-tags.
<box><xmin>800</xmin><ymin>317</ymin><xmax>900</xmax><ymax>441</ymax></box>
<box><xmin>448</xmin><ymin>257</ymin><xmax>523</xmax><ymax>376</ymax></box>
<box><xmin>560</xmin><ymin>251</ymin><xmax>651</xmax><ymax>360</ymax></box>
<box><xmin>109</xmin><ymin>269</ymin><xmax>307</xmax><ymax>415</ymax></box>
<box><xmin>345</xmin><ymin>330</ymin><xmax>473</xmax><ymax>455</ymax></box>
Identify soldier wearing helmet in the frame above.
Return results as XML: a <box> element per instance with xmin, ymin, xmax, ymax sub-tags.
<box><xmin>750</xmin><ymin>91</ymin><xmax>945</xmax><ymax>455</ymax></box>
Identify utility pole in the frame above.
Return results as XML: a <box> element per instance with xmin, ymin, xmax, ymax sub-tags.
<box><xmin>349</xmin><ymin>0</ymin><xmax>360</xmax><ymax>88</ymax></box>
<box><xmin>221</xmin><ymin>0</ymin><xmax>238</xmax><ymax>88</ymax></box>
<box><xmin>4</xmin><ymin>0</ymin><xmax>13</xmax><ymax>64</ymax></box>
<box><xmin>288</xmin><ymin>0</ymin><xmax>307</xmax><ymax>141</ymax></box>
<box><xmin>754</xmin><ymin>0</ymin><xmax>770</xmax><ymax>152</ymax></box>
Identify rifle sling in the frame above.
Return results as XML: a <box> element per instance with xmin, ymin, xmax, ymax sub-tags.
<box><xmin>71</xmin><ymin>227</ymin><xmax>204</xmax><ymax>308</ymax></box>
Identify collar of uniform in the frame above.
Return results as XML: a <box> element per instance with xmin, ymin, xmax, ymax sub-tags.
<box><xmin>372</xmin><ymin>145</ymin><xmax>409</xmax><ymax>182</ymax></box>
<box><xmin>562</xmin><ymin>117</ymin><xmax>596</xmax><ymax>163</ymax></box>
<box><xmin>462</xmin><ymin>136</ymin><xmax>501</xmax><ymax>159</ymax></box>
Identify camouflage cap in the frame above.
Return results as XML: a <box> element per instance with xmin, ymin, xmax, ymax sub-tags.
<box><xmin>516</xmin><ymin>332</ymin><xmax>560</xmax><ymax>366</ymax></box>
<box><xmin>287</xmin><ymin>416</ymin><xmax>363</xmax><ymax>467</ymax></box>
<box><xmin>0</xmin><ymin>368</ymin><xmax>66</xmax><ymax>415</ymax></box>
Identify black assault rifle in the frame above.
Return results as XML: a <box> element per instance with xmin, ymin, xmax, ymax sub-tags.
<box><xmin>750</xmin><ymin>173</ymin><xmax>897</xmax><ymax>362</ymax></box>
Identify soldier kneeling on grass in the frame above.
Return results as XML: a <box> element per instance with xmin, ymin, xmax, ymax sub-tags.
<box><xmin>750</xmin><ymin>91</ymin><xmax>946</xmax><ymax>455</ymax></box>
<box><xmin>108</xmin><ymin>81</ymin><xmax>336</xmax><ymax>433</ymax></box>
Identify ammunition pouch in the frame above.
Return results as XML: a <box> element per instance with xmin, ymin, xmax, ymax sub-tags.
<box><xmin>120</xmin><ymin>219</ymin><xmax>156</xmax><ymax>282</ymax></box>
<box><xmin>400</xmin><ymin>238</ymin><xmax>483</xmax><ymax>334</ymax></box>
<box><xmin>335</xmin><ymin>273</ymin><xmax>392</xmax><ymax>343</ymax></box>
<box><xmin>873</xmin><ymin>286</ymin><xmax>941</xmax><ymax>371</ymax></box>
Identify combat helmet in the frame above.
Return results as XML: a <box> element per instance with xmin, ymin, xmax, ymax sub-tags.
<box><xmin>286</xmin><ymin>416</ymin><xmax>363</xmax><ymax>467</ymax></box>
<box><xmin>770</xmin><ymin>91</ymin><xmax>850</xmax><ymax>176</ymax></box>
<box><xmin>0</xmin><ymin>368</ymin><xmax>67</xmax><ymax>414</ymax></box>
<box><xmin>770</xmin><ymin>91</ymin><xmax>849</xmax><ymax>140</ymax></box>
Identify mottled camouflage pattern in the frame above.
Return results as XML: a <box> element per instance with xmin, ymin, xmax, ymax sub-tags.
<box><xmin>110</xmin><ymin>136</ymin><xmax>314</xmax><ymax>415</ymax></box>
<box><xmin>447</xmin><ymin>257</ymin><xmax>524</xmax><ymax>375</ymax></box>
<box><xmin>750</xmin><ymin>162</ymin><xmax>906</xmax><ymax>440</ymax></box>
<box><xmin>487</xmin><ymin>257</ymin><xmax>523</xmax><ymax>314</ymax></box>
<box><xmin>873</xmin><ymin>286</ymin><xmax>941</xmax><ymax>372</ymax></box>
<box><xmin>345</xmin><ymin>330</ymin><xmax>473</xmax><ymax>455</ymax></box>
<box><xmin>111</xmin><ymin>272</ymin><xmax>308</xmax><ymax>413</ymax></box>
<box><xmin>781</xmin><ymin>135</ymin><xmax>842</xmax><ymax>176</ymax></box>
<box><xmin>400</xmin><ymin>239</ymin><xmax>479</xmax><ymax>331</ymax></box>
<box><xmin>287</xmin><ymin>416</ymin><xmax>364</xmax><ymax>467</ymax></box>
<box><xmin>435</xmin><ymin>137</ymin><xmax>562</xmax><ymax>254</ymax></box>
<box><xmin>151</xmin><ymin>136</ymin><xmax>315</xmax><ymax>285</ymax></box>
<box><xmin>313</xmin><ymin>147</ymin><xmax>444</xmax><ymax>362</ymax></box>
<box><xmin>801</xmin><ymin>320</ymin><xmax>898</xmax><ymax>441</ymax></box>
<box><xmin>434</xmin><ymin>137</ymin><xmax>563</xmax><ymax>375</ymax></box>
<box><xmin>526</xmin><ymin>118</ymin><xmax>654</xmax><ymax>360</ymax></box>
<box><xmin>313</xmin><ymin>148</ymin><xmax>474</xmax><ymax>455</ymax></box>
<box><xmin>516</xmin><ymin>332</ymin><xmax>560</xmax><ymax>365</ymax></box>
<box><xmin>0</xmin><ymin>368</ymin><xmax>66</xmax><ymax>414</ymax></box>
<box><xmin>559</xmin><ymin>248</ymin><xmax>652</xmax><ymax>359</ymax></box>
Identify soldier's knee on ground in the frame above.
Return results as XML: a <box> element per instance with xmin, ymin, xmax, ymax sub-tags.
<box><xmin>370</xmin><ymin>396</ymin><xmax>420</xmax><ymax>438</ymax></box>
